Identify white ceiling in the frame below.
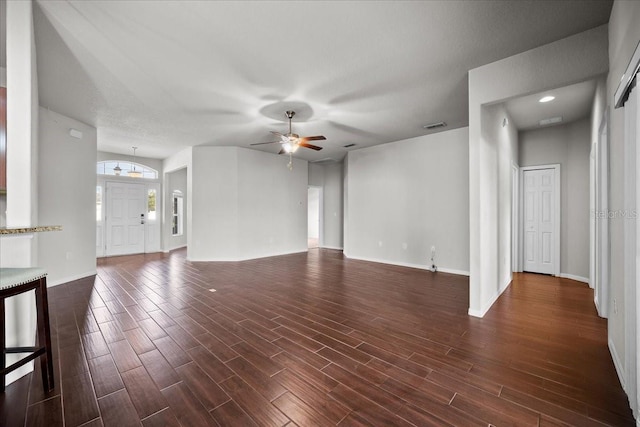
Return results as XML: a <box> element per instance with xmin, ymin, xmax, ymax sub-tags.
<box><xmin>504</xmin><ymin>79</ymin><xmax>598</xmax><ymax>131</ymax></box>
<box><xmin>33</xmin><ymin>0</ymin><xmax>612</xmax><ymax>161</ymax></box>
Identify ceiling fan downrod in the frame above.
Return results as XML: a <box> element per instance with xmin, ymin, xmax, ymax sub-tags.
<box><xmin>285</xmin><ymin>110</ymin><xmax>295</xmax><ymax>135</ymax></box>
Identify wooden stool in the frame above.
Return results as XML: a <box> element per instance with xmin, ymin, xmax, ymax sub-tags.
<box><xmin>0</xmin><ymin>268</ymin><xmax>54</xmax><ymax>392</ymax></box>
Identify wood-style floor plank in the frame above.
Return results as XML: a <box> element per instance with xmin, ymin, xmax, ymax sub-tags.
<box><xmin>175</xmin><ymin>362</ymin><xmax>231</xmax><ymax>410</ymax></box>
<box><xmin>25</xmin><ymin>395</ymin><xmax>64</xmax><ymax>427</ymax></box>
<box><xmin>97</xmin><ymin>388</ymin><xmax>140</xmax><ymax>427</ymax></box>
<box><xmin>120</xmin><ymin>365</ymin><xmax>168</xmax><ymax>419</ymax></box>
<box><xmin>0</xmin><ymin>249</ymin><xmax>634</xmax><ymax>426</ymax></box>
<box><xmin>161</xmin><ymin>382</ymin><xmax>219</xmax><ymax>427</ymax></box>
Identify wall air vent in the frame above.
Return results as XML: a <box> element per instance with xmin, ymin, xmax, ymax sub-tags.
<box><xmin>539</xmin><ymin>116</ymin><xmax>563</xmax><ymax>126</ymax></box>
<box><xmin>343</xmin><ymin>143</ymin><xmax>356</xmax><ymax>148</ymax></box>
<box><xmin>423</xmin><ymin>121</ymin><xmax>447</xmax><ymax>130</ymax></box>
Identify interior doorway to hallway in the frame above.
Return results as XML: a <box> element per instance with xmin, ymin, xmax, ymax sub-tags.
<box><xmin>308</xmin><ymin>186</ymin><xmax>321</xmax><ymax>249</ymax></box>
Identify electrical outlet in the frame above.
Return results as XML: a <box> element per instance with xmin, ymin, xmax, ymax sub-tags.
<box><xmin>402</xmin><ymin>243</ymin><xmax>407</xmax><ymax>250</ymax></box>
<box><xmin>378</xmin><ymin>241</ymin><xmax>383</xmax><ymax>247</ymax></box>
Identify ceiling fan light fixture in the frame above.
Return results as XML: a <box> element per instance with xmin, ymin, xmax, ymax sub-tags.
<box><xmin>283</xmin><ymin>142</ymin><xmax>299</xmax><ymax>153</ymax></box>
<box><xmin>249</xmin><ymin>110</ymin><xmax>325</xmax><ymax>165</ymax></box>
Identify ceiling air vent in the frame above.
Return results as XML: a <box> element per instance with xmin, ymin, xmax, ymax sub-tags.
<box><xmin>311</xmin><ymin>158</ymin><xmax>338</xmax><ymax>165</ymax></box>
<box><xmin>539</xmin><ymin>116</ymin><xmax>563</xmax><ymax>126</ymax></box>
<box><xmin>343</xmin><ymin>143</ymin><xmax>356</xmax><ymax>148</ymax></box>
<box><xmin>423</xmin><ymin>121</ymin><xmax>447</xmax><ymax>130</ymax></box>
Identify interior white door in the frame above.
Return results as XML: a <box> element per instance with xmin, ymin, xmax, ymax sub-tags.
<box><xmin>523</xmin><ymin>168</ymin><xmax>556</xmax><ymax>274</ymax></box>
<box><xmin>106</xmin><ymin>182</ymin><xmax>146</xmax><ymax>256</ymax></box>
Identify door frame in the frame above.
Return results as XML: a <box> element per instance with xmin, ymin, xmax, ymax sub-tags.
<box><xmin>592</xmin><ymin>110</ymin><xmax>610</xmax><ymax>318</ymax></box>
<box><xmin>98</xmin><ymin>178</ymin><xmax>162</xmax><ymax>257</ymax></box>
<box><xmin>512</xmin><ymin>162</ymin><xmax>521</xmax><ymax>273</ymax></box>
<box><xmin>519</xmin><ymin>164</ymin><xmax>561</xmax><ymax>277</ymax></box>
<box><xmin>623</xmin><ymin>83</ymin><xmax>638</xmax><ymax>417</ymax></box>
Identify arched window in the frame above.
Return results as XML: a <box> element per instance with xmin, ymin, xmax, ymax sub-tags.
<box><xmin>96</xmin><ymin>160</ymin><xmax>158</xmax><ymax>179</ymax></box>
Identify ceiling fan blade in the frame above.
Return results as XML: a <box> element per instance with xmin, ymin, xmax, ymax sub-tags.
<box><xmin>298</xmin><ymin>142</ymin><xmax>323</xmax><ymax>151</ymax></box>
<box><xmin>250</xmin><ymin>141</ymin><xmax>280</xmax><ymax>146</ymax></box>
<box><xmin>270</xmin><ymin>131</ymin><xmax>284</xmax><ymax>138</ymax></box>
<box><xmin>300</xmin><ymin>135</ymin><xmax>326</xmax><ymax>142</ymax></box>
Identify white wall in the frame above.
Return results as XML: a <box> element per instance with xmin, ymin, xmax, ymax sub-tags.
<box><xmin>468</xmin><ymin>25</ymin><xmax>609</xmax><ymax>317</ymax></box>
<box><xmin>345</xmin><ymin>127</ymin><xmax>469</xmax><ymax>274</ymax></box>
<box><xmin>308</xmin><ymin>162</ymin><xmax>344</xmax><ymax>249</ymax></box>
<box><xmin>519</xmin><ymin>118</ymin><xmax>591</xmax><ymax>281</ymax></box>
<box><xmin>237</xmin><ymin>149</ymin><xmax>308</xmax><ymax>260</ymax></box>
<box><xmin>482</xmin><ymin>104</ymin><xmax>518</xmax><ymax>299</ymax></box>
<box><xmin>1</xmin><ymin>0</ymin><xmax>39</xmax><ymax>386</ymax></box>
<box><xmin>38</xmin><ymin>108</ymin><xmax>97</xmax><ymax>285</ymax></box>
<box><xmin>189</xmin><ymin>146</ymin><xmax>307</xmax><ymax>261</ymax></box>
<box><xmin>607</xmin><ymin>0</ymin><xmax>640</xmax><ymax>417</ymax></box>
<box><xmin>0</xmin><ymin>66</ymin><xmax>5</xmax><ymax>227</ymax></box>
<box><xmin>591</xmin><ymin>76</ymin><xmax>607</xmax><ymax>145</ymax></box>
<box><xmin>190</xmin><ymin>146</ymin><xmax>239</xmax><ymax>260</ymax></box>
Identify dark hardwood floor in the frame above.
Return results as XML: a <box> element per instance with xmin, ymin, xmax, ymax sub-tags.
<box><xmin>1</xmin><ymin>248</ymin><xmax>634</xmax><ymax>426</ymax></box>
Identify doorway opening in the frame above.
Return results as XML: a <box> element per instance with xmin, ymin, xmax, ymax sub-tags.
<box><xmin>308</xmin><ymin>186</ymin><xmax>321</xmax><ymax>249</ymax></box>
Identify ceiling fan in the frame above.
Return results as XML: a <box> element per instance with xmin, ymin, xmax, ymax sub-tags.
<box><xmin>251</xmin><ymin>110</ymin><xmax>326</xmax><ymax>155</ymax></box>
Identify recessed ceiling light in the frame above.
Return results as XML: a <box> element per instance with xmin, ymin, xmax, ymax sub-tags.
<box><xmin>539</xmin><ymin>95</ymin><xmax>555</xmax><ymax>103</ymax></box>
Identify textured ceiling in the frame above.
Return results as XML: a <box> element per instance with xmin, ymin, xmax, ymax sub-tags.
<box><xmin>33</xmin><ymin>0</ymin><xmax>612</xmax><ymax>161</ymax></box>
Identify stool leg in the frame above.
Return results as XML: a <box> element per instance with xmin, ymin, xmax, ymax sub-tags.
<box><xmin>35</xmin><ymin>278</ymin><xmax>54</xmax><ymax>392</ymax></box>
<box><xmin>1</xmin><ymin>298</ymin><xmax>5</xmax><ymax>393</ymax></box>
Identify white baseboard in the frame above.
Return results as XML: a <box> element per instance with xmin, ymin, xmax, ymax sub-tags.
<box><xmin>559</xmin><ymin>273</ymin><xmax>590</xmax><ymax>284</ymax></box>
<box><xmin>468</xmin><ymin>292</ymin><xmax>500</xmax><ymax>318</ymax></box>
<box><xmin>609</xmin><ymin>337</ymin><xmax>626</xmax><ymax>391</ymax></box>
<box><xmin>47</xmin><ymin>270</ymin><xmax>97</xmax><ymax>287</ymax></box>
<box><xmin>319</xmin><ymin>245</ymin><xmax>344</xmax><ymax>251</ymax></box>
<box><xmin>609</xmin><ymin>338</ymin><xmax>639</xmax><ymax>423</ymax></box>
<box><xmin>469</xmin><ymin>274</ymin><xmax>512</xmax><ymax>318</ymax></box>
<box><xmin>187</xmin><ymin>249</ymin><xmax>308</xmax><ymax>263</ymax></box>
<box><xmin>437</xmin><ymin>267</ymin><xmax>471</xmax><ymax>276</ymax></box>
<box><xmin>163</xmin><ymin>244</ymin><xmax>187</xmax><ymax>253</ymax></box>
<box><xmin>342</xmin><ymin>254</ymin><xmax>470</xmax><ymax>277</ymax></box>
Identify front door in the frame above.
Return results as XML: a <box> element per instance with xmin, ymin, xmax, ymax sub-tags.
<box><xmin>106</xmin><ymin>182</ymin><xmax>146</xmax><ymax>256</ymax></box>
<box><xmin>523</xmin><ymin>168</ymin><xmax>557</xmax><ymax>275</ymax></box>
